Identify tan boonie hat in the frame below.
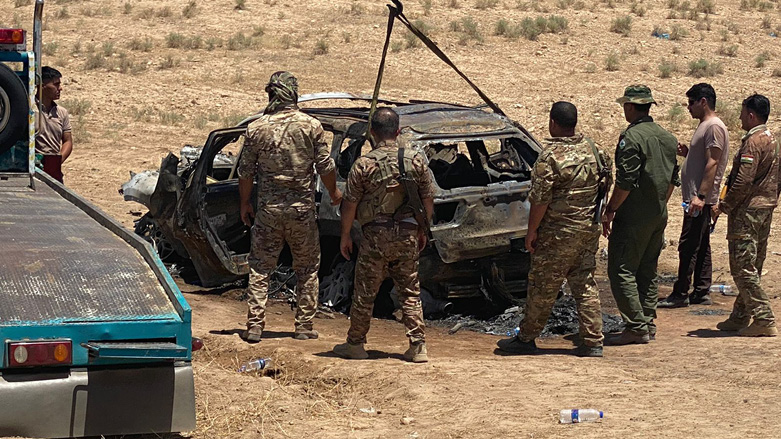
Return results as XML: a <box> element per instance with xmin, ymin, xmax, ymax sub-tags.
<box><xmin>616</xmin><ymin>84</ymin><xmax>657</xmax><ymax>105</ymax></box>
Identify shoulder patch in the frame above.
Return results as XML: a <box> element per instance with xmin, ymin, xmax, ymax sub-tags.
<box><xmin>740</xmin><ymin>154</ymin><xmax>754</xmax><ymax>164</ymax></box>
<box><xmin>619</xmin><ymin>139</ymin><xmax>626</xmax><ymax>149</ymax></box>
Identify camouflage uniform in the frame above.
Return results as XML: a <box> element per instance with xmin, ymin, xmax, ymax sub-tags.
<box><xmin>237</xmin><ymin>108</ymin><xmax>335</xmax><ymax>333</ymax></box>
<box><xmin>720</xmin><ymin>124</ymin><xmax>780</xmax><ymax>327</ymax></box>
<box><xmin>519</xmin><ymin>135</ymin><xmax>613</xmax><ymax>347</ymax></box>
<box><xmin>344</xmin><ymin>140</ymin><xmax>435</xmax><ymax>345</ymax></box>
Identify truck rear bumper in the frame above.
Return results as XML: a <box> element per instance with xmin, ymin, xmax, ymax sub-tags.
<box><xmin>0</xmin><ymin>362</ymin><xmax>196</xmax><ymax>438</ymax></box>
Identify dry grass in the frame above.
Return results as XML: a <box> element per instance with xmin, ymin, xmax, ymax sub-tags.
<box><xmin>659</xmin><ymin>58</ymin><xmax>678</xmax><ymax>78</ymax></box>
<box><xmin>605</xmin><ymin>52</ymin><xmax>621</xmax><ymax>71</ymax></box>
<box><xmin>183</xmin><ymin>0</ymin><xmax>198</xmax><ymax>18</ymax></box>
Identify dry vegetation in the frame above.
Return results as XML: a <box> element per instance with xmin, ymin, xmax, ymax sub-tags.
<box><xmin>3</xmin><ymin>0</ymin><xmax>781</xmax><ymax>437</ymax></box>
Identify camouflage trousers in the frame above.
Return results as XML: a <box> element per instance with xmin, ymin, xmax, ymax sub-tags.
<box><xmin>727</xmin><ymin>207</ymin><xmax>776</xmax><ymax>325</ymax></box>
<box><xmin>519</xmin><ymin>226</ymin><xmax>604</xmax><ymax>347</ymax></box>
<box><xmin>347</xmin><ymin>225</ymin><xmax>425</xmax><ymax>345</ymax></box>
<box><xmin>247</xmin><ymin>204</ymin><xmax>320</xmax><ymax>332</ymax></box>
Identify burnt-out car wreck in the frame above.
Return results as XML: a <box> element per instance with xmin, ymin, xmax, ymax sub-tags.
<box><xmin>120</xmin><ymin>93</ymin><xmax>541</xmax><ymax>310</ymax></box>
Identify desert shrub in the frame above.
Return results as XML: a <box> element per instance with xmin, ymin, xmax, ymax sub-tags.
<box><xmin>605</xmin><ymin>52</ymin><xmax>621</xmax><ymax>71</ymax></box>
<box><xmin>313</xmin><ymin>39</ymin><xmax>329</xmax><ymax>55</ymax></box>
<box><xmin>667</xmin><ymin>103</ymin><xmax>687</xmax><ymax>125</ymax></box>
<box><xmin>155</xmin><ymin>6</ymin><xmax>173</xmax><ymax>17</ymax></box>
<box><xmin>670</xmin><ymin>24</ymin><xmax>688</xmax><ymax>40</ymax></box>
<box><xmin>42</xmin><ymin>42</ymin><xmax>59</xmax><ymax>56</ymax></box>
<box><xmin>610</xmin><ymin>15</ymin><xmax>632</xmax><ymax>36</ymax></box>
<box><xmin>659</xmin><ymin>58</ymin><xmax>678</xmax><ymax>77</ymax></box>
<box><xmin>235</xmin><ymin>0</ymin><xmax>246</xmax><ymax>10</ymax></box>
<box><xmin>84</xmin><ymin>52</ymin><xmax>105</xmax><ymax>70</ymax></box>
<box><xmin>128</xmin><ymin>37</ymin><xmax>154</xmax><ymax>52</ymax></box>
<box><xmin>695</xmin><ymin>0</ymin><xmax>716</xmax><ymax>14</ymax></box>
<box><xmin>475</xmin><ymin>0</ymin><xmax>499</xmax><ymax>9</ymax></box>
<box><xmin>755</xmin><ymin>51</ymin><xmax>771</xmax><ymax>68</ymax></box>
<box><xmin>182</xmin><ymin>1</ymin><xmax>198</xmax><ymax>18</ymax></box>
<box><xmin>158</xmin><ymin>54</ymin><xmax>180</xmax><ymax>70</ymax></box>
<box><xmin>60</xmin><ymin>98</ymin><xmax>91</xmax><ymax>116</ymax></box>
<box><xmin>718</xmin><ymin>44</ymin><xmax>738</xmax><ymax>57</ymax></box>
<box><xmin>227</xmin><ymin>32</ymin><xmax>252</xmax><ymax>50</ymax></box>
<box><xmin>687</xmin><ymin>58</ymin><xmax>722</xmax><ymax>77</ymax></box>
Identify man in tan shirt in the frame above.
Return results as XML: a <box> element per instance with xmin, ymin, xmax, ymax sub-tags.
<box><xmin>659</xmin><ymin>83</ymin><xmax>729</xmax><ymax>308</ymax></box>
<box><xmin>35</xmin><ymin>66</ymin><xmax>72</xmax><ymax>183</ymax></box>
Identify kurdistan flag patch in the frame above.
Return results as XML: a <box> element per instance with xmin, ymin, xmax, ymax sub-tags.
<box><xmin>740</xmin><ymin>154</ymin><xmax>754</xmax><ymax>164</ymax></box>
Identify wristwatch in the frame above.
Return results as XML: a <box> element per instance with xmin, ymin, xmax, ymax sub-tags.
<box><xmin>696</xmin><ymin>193</ymin><xmax>706</xmax><ymax>201</ymax></box>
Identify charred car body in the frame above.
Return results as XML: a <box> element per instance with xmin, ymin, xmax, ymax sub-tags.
<box><xmin>121</xmin><ymin>93</ymin><xmax>541</xmax><ymax>305</ymax></box>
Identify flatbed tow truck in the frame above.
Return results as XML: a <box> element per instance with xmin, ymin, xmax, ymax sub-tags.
<box><xmin>0</xmin><ymin>1</ymin><xmax>197</xmax><ymax>437</ymax></box>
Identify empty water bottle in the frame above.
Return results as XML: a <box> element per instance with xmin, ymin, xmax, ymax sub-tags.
<box><xmin>238</xmin><ymin>357</ymin><xmax>272</xmax><ymax>373</ymax></box>
<box><xmin>506</xmin><ymin>326</ymin><xmax>520</xmax><ymax>337</ymax></box>
<box><xmin>682</xmin><ymin>202</ymin><xmax>700</xmax><ymax>217</ymax></box>
<box><xmin>560</xmin><ymin>409</ymin><xmax>604</xmax><ymax>424</ymax></box>
<box><xmin>710</xmin><ymin>284</ymin><xmax>735</xmax><ymax>295</ymax></box>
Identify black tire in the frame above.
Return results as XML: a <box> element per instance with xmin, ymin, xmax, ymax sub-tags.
<box><xmin>0</xmin><ymin>64</ymin><xmax>30</xmax><ymax>155</ymax></box>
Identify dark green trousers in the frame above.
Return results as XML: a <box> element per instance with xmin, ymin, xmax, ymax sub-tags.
<box><xmin>608</xmin><ymin>216</ymin><xmax>667</xmax><ymax>334</ymax></box>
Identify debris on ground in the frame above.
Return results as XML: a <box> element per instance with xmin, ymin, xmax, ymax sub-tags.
<box><xmin>434</xmin><ymin>295</ymin><xmax>625</xmax><ymax>337</ymax></box>
<box><xmin>689</xmin><ymin>309</ymin><xmax>728</xmax><ymax>316</ymax></box>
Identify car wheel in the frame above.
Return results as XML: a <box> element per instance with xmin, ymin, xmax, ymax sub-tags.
<box><xmin>134</xmin><ymin>214</ymin><xmax>177</xmax><ymax>262</ymax></box>
<box><xmin>0</xmin><ymin>64</ymin><xmax>30</xmax><ymax>156</ymax></box>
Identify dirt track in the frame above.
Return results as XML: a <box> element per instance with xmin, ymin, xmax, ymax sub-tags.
<box><xmin>4</xmin><ymin>0</ymin><xmax>781</xmax><ymax>437</ymax></box>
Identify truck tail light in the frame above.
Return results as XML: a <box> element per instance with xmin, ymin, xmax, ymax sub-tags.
<box><xmin>8</xmin><ymin>340</ymin><xmax>72</xmax><ymax>367</ymax></box>
<box><xmin>0</xmin><ymin>29</ymin><xmax>25</xmax><ymax>45</ymax></box>
<box><xmin>191</xmin><ymin>337</ymin><xmax>203</xmax><ymax>352</ymax></box>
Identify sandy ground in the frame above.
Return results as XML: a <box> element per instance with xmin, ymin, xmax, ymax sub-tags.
<box><xmin>3</xmin><ymin>0</ymin><xmax>781</xmax><ymax>437</ymax></box>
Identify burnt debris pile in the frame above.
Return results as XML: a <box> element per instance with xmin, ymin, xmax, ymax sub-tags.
<box><xmin>435</xmin><ymin>295</ymin><xmax>625</xmax><ymax>337</ymax></box>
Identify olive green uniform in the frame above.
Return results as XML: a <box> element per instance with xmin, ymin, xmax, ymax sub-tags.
<box><xmin>608</xmin><ymin>116</ymin><xmax>679</xmax><ymax>336</ymax></box>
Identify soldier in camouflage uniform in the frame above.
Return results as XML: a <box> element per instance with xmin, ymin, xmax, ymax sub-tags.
<box><xmin>496</xmin><ymin>102</ymin><xmax>613</xmax><ymax>358</ymax></box>
<box><xmin>237</xmin><ymin>71</ymin><xmax>342</xmax><ymax>342</ymax></box>
<box><xmin>716</xmin><ymin>94</ymin><xmax>779</xmax><ymax>337</ymax></box>
<box><xmin>602</xmin><ymin>85</ymin><xmax>680</xmax><ymax>345</ymax></box>
<box><xmin>332</xmin><ymin>107</ymin><xmax>435</xmax><ymax>363</ymax></box>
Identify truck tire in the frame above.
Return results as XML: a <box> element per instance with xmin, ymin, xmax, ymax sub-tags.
<box><xmin>0</xmin><ymin>64</ymin><xmax>30</xmax><ymax>155</ymax></box>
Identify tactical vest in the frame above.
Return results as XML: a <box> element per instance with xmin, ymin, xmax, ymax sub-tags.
<box><xmin>355</xmin><ymin>144</ymin><xmax>419</xmax><ymax>225</ymax></box>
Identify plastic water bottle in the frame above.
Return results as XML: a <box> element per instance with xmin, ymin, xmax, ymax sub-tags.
<box><xmin>682</xmin><ymin>202</ymin><xmax>700</xmax><ymax>217</ymax></box>
<box><xmin>560</xmin><ymin>409</ymin><xmax>604</xmax><ymax>424</ymax></box>
<box><xmin>506</xmin><ymin>326</ymin><xmax>520</xmax><ymax>337</ymax></box>
<box><xmin>710</xmin><ymin>284</ymin><xmax>735</xmax><ymax>295</ymax></box>
<box><xmin>238</xmin><ymin>358</ymin><xmax>271</xmax><ymax>373</ymax></box>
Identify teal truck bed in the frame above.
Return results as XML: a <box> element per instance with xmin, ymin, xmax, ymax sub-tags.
<box><xmin>0</xmin><ymin>172</ymin><xmax>196</xmax><ymax>438</ymax></box>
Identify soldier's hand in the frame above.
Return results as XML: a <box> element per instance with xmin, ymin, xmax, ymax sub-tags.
<box><xmin>677</xmin><ymin>142</ymin><xmax>689</xmax><ymax>157</ymax></box>
<box><xmin>711</xmin><ymin>204</ymin><xmax>721</xmax><ymax>220</ymax></box>
<box><xmin>525</xmin><ymin>229</ymin><xmax>538</xmax><ymax>254</ymax></box>
<box><xmin>340</xmin><ymin>235</ymin><xmax>353</xmax><ymax>260</ymax></box>
<box><xmin>417</xmin><ymin>229</ymin><xmax>428</xmax><ymax>252</ymax></box>
<box><xmin>240</xmin><ymin>203</ymin><xmax>255</xmax><ymax>227</ymax></box>
<box><xmin>602</xmin><ymin>210</ymin><xmax>615</xmax><ymax>238</ymax></box>
<box><xmin>330</xmin><ymin>188</ymin><xmax>343</xmax><ymax>206</ymax></box>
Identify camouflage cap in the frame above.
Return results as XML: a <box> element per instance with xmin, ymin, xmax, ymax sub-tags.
<box><xmin>616</xmin><ymin>84</ymin><xmax>657</xmax><ymax>105</ymax></box>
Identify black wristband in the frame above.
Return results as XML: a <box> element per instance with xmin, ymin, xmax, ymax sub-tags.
<box><xmin>697</xmin><ymin>193</ymin><xmax>706</xmax><ymax>200</ymax></box>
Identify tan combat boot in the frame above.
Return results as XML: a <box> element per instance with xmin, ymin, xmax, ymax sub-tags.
<box><xmin>716</xmin><ymin>318</ymin><xmax>750</xmax><ymax>332</ymax></box>
<box><xmin>242</xmin><ymin>326</ymin><xmax>262</xmax><ymax>343</ymax></box>
<box><xmin>333</xmin><ymin>342</ymin><xmax>369</xmax><ymax>359</ymax></box>
<box><xmin>294</xmin><ymin>329</ymin><xmax>319</xmax><ymax>340</ymax></box>
<box><xmin>738</xmin><ymin>322</ymin><xmax>778</xmax><ymax>337</ymax></box>
<box><xmin>403</xmin><ymin>342</ymin><xmax>429</xmax><ymax>363</ymax></box>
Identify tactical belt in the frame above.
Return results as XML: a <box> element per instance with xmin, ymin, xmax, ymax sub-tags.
<box><xmin>364</xmin><ymin>219</ymin><xmax>418</xmax><ymax>231</ymax></box>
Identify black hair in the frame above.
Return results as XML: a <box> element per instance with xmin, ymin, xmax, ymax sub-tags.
<box><xmin>371</xmin><ymin>107</ymin><xmax>400</xmax><ymax>139</ymax></box>
<box><xmin>686</xmin><ymin>83</ymin><xmax>717</xmax><ymax>110</ymax></box>
<box><xmin>742</xmin><ymin>94</ymin><xmax>770</xmax><ymax>123</ymax></box>
<box><xmin>41</xmin><ymin>66</ymin><xmax>62</xmax><ymax>84</ymax></box>
<box><xmin>550</xmin><ymin>101</ymin><xmax>578</xmax><ymax>129</ymax></box>
<box><xmin>632</xmin><ymin>103</ymin><xmax>652</xmax><ymax>114</ymax></box>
